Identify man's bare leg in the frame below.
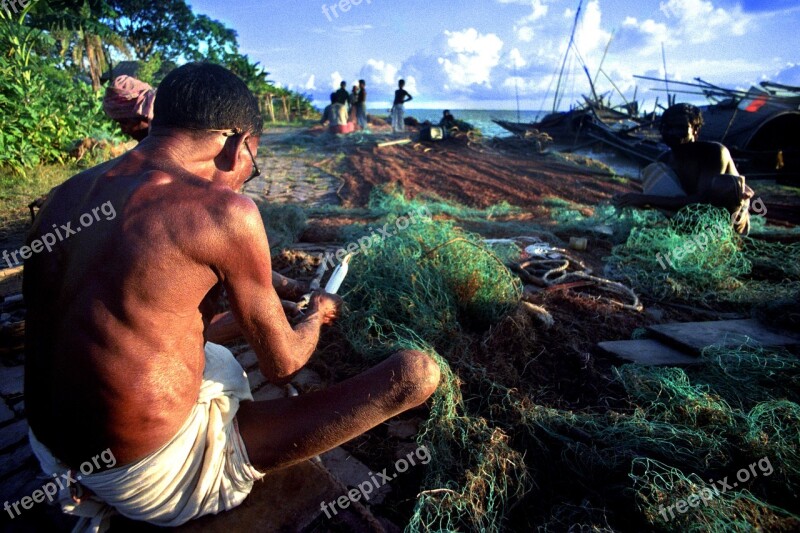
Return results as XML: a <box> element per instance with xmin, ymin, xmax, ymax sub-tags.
<box><xmin>236</xmin><ymin>350</ymin><xmax>440</xmax><ymax>471</ymax></box>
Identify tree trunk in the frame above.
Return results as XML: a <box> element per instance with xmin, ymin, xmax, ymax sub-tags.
<box><xmin>83</xmin><ymin>31</ymin><xmax>101</xmax><ymax>91</ymax></box>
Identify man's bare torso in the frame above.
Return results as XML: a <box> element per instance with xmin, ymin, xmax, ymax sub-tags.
<box><xmin>24</xmin><ymin>152</ymin><xmax>240</xmax><ymax>467</ymax></box>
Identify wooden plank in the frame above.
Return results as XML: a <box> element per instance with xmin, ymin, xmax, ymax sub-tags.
<box><xmin>0</xmin><ymin>266</ymin><xmax>23</xmax><ymax>299</ymax></box>
<box><xmin>597</xmin><ymin>339</ymin><xmax>700</xmax><ymax>366</ymax></box>
<box><xmin>646</xmin><ymin>319</ymin><xmax>800</xmax><ymax>355</ymax></box>
<box><xmin>377</xmin><ymin>138</ymin><xmax>412</xmax><ymax>148</ymax></box>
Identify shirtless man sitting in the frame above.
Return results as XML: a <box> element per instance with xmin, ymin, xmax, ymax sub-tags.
<box><xmin>24</xmin><ymin>63</ymin><xmax>440</xmax><ymax>528</ymax></box>
<box><xmin>615</xmin><ymin>103</ymin><xmax>753</xmax><ymax>234</ymax></box>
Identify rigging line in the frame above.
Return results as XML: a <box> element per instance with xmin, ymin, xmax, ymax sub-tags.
<box><xmin>570</xmin><ymin>41</ymin><xmax>599</xmax><ymax>104</ymax></box>
<box><xmin>661</xmin><ymin>42</ymin><xmax>670</xmax><ymax>106</ymax></box>
<box><xmin>593</xmin><ymin>31</ymin><xmax>614</xmax><ymax>90</ymax></box>
<box><xmin>553</xmin><ymin>0</ymin><xmax>584</xmax><ymax>114</ymax></box>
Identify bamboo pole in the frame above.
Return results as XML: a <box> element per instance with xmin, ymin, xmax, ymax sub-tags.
<box><xmin>281</xmin><ymin>96</ymin><xmax>290</xmax><ymax>121</ymax></box>
<box><xmin>266</xmin><ymin>94</ymin><xmax>275</xmax><ymax>123</ymax></box>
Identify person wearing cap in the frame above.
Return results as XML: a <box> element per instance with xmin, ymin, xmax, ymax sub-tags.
<box><xmin>102</xmin><ymin>75</ymin><xmax>156</xmax><ymax>141</ymax></box>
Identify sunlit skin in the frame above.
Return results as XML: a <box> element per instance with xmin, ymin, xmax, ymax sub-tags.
<box><xmin>614</xmin><ymin>116</ymin><xmax>752</xmax><ymax>210</ymax></box>
<box><xmin>24</xmin><ymin>126</ymin><xmax>440</xmax><ymax>472</ymax></box>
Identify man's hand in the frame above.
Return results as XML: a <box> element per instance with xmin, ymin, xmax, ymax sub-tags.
<box><xmin>281</xmin><ymin>300</ymin><xmax>303</xmax><ymax>319</ymax></box>
<box><xmin>273</xmin><ymin>273</ymin><xmax>311</xmax><ymax>301</ymax></box>
<box><xmin>308</xmin><ymin>292</ymin><xmax>342</xmax><ymax>325</ymax></box>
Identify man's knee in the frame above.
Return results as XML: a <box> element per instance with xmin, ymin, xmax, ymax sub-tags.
<box><xmin>390</xmin><ymin>350</ymin><xmax>441</xmax><ymax>405</ymax></box>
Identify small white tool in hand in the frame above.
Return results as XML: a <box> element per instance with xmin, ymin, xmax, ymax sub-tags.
<box><xmin>324</xmin><ymin>253</ymin><xmax>352</xmax><ymax>294</ymax></box>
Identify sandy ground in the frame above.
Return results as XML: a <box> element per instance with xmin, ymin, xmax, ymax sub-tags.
<box><xmin>339</xmin><ymin>138</ymin><xmax>632</xmax><ymax>208</ymax></box>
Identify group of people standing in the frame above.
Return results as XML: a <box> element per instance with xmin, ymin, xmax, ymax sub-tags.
<box><xmin>322</xmin><ymin>79</ymin><xmax>368</xmax><ymax>133</ymax></box>
<box><xmin>321</xmin><ymin>78</ymin><xmax>413</xmax><ymax>134</ymax></box>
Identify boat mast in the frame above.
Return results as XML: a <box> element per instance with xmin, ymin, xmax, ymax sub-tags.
<box><xmin>553</xmin><ymin>0</ymin><xmax>584</xmax><ymax>113</ymax></box>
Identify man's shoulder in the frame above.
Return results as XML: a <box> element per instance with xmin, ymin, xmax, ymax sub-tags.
<box><xmin>198</xmin><ymin>186</ymin><xmax>260</xmax><ymax>229</ymax></box>
<box><xmin>693</xmin><ymin>140</ymin><xmax>730</xmax><ymax>154</ymax></box>
<box><xmin>675</xmin><ymin>141</ymin><xmax>729</xmax><ymax>159</ymax></box>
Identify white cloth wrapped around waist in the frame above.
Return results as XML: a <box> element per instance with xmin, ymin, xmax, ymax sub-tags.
<box><xmin>29</xmin><ymin>342</ymin><xmax>264</xmax><ymax>533</ymax></box>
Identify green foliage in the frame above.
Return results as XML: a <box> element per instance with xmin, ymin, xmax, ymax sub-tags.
<box><xmin>106</xmin><ymin>0</ymin><xmax>206</xmax><ymax>61</ymax></box>
<box><xmin>135</xmin><ymin>52</ymin><xmax>162</xmax><ymax>85</ymax></box>
<box><xmin>104</xmin><ymin>0</ymin><xmax>314</xmax><ymax>116</ymax></box>
<box><xmin>0</xmin><ymin>11</ymin><xmax>120</xmax><ymax>177</ymax></box>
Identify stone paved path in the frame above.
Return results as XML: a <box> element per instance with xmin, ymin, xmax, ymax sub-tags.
<box><xmin>243</xmin><ymin>128</ymin><xmax>343</xmax><ymax>207</ymax></box>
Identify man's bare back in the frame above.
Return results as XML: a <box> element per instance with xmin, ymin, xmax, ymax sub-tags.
<box><xmin>25</xmin><ymin>150</ymin><xmax>261</xmax><ymax>466</ymax></box>
<box><xmin>24</xmin><ymin>67</ymin><xmax>439</xmax><ymax>529</ymax></box>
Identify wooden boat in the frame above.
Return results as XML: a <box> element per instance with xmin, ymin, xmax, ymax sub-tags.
<box><xmin>636</xmin><ymin>76</ymin><xmax>800</xmax><ymax>180</ymax></box>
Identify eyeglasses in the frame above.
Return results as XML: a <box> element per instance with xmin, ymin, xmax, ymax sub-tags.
<box><xmin>207</xmin><ymin>128</ymin><xmax>261</xmax><ymax>183</ymax></box>
<box><xmin>242</xmin><ymin>141</ymin><xmax>261</xmax><ymax>183</ymax></box>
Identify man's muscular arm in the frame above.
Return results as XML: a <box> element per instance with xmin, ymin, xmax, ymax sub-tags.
<box><xmin>208</xmin><ymin>195</ymin><xmax>338</xmax><ymax>383</ymax></box>
<box><xmin>614</xmin><ymin>192</ymin><xmax>705</xmax><ymax>210</ymax></box>
<box><xmin>272</xmin><ymin>272</ymin><xmax>309</xmax><ymax>301</ymax></box>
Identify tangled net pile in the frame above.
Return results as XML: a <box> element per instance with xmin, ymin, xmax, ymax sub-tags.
<box><xmin>316</xmin><ymin>191</ymin><xmax>800</xmax><ymax>530</ymax></box>
<box><xmin>608</xmin><ymin>203</ymin><xmax>800</xmax><ymax>303</ymax></box>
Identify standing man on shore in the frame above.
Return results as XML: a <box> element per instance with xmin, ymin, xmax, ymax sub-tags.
<box><xmin>391</xmin><ymin>79</ymin><xmax>413</xmax><ymax>133</ymax></box>
<box><xmin>356</xmin><ymin>79</ymin><xmax>368</xmax><ymax>130</ymax></box>
<box><xmin>334</xmin><ymin>81</ymin><xmax>350</xmax><ymax>108</ymax></box>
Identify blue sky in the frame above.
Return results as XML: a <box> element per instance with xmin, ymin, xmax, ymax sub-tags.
<box><xmin>188</xmin><ymin>0</ymin><xmax>800</xmax><ymax>110</ymax></box>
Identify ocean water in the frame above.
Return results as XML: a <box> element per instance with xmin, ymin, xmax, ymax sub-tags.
<box><xmin>368</xmin><ymin>108</ymin><xmax>546</xmax><ymax>138</ymax></box>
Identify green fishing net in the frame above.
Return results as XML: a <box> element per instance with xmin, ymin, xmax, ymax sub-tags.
<box><xmin>307</xmin><ymin>191</ymin><xmax>799</xmax><ymax>531</ymax></box>
<box><xmin>608</xmin><ymin>203</ymin><xmax>800</xmax><ymax>303</ymax></box>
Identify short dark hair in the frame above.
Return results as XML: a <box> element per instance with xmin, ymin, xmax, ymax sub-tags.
<box><xmin>399</xmin><ymin>79</ymin><xmax>405</xmax><ymax>86</ymax></box>
<box><xmin>359</xmin><ymin>79</ymin><xmax>365</xmax><ymax>85</ymax></box>
<box><xmin>340</xmin><ymin>81</ymin><xmax>347</xmax><ymax>88</ymax></box>
<box><xmin>153</xmin><ymin>62</ymin><xmax>262</xmax><ymax>136</ymax></box>
<box><xmin>660</xmin><ymin>103</ymin><xmax>703</xmax><ymax>135</ymax></box>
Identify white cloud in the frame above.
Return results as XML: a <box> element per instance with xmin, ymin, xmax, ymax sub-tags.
<box><xmin>573</xmin><ymin>0</ymin><xmax>611</xmax><ymax>56</ymax></box>
<box><xmin>438</xmin><ymin>28</ymin><xmax>504</xmax><ymax>88</ymax></box>
<box><xmin>508</xmin><ymin>1</ymin><xmax>548</xmax><ymax>43</ymax></box>
<box><xmin>508</xmin><ymin>48</ymin><xmax>527</xmax><ymax>69</ymax></box>
<box><xmin>517</xmin><ymin>26</ymin><xmax>535</xmax><ymax>42</ymax></box>
<box><xmin>304</xmin><ymin>75</ymin><xmax>316</xmax><ymax>91</ymax></box>
<box><xmin>770</xmin><ymin>63</ymin><xmax>800</xmax><ymax>86</ymax></box>
<box><xmin>402</xmin><ymin>75</ymin><xmax>419</xmax><ymax>95</ymax></box>
<box><xmin>360</xmin><ymin>59</ymin><xmax>399</xmax><ymax>88</ymax></box>
<box><xmin>616</xmin><ymin>16</ymin><xmax>673</xmax><ymax>56</ymax></box>
<box><xmin>659</xmin><ymin>0</ymin><xmax>751</xmax><ymax>43</ymax></box>
<box><xmin>330</xmin><ymin>71</ymin><xmax>344</xmax><ymax>90</ymax></box>
<box><xmin>521</xmin><ymin>0</ymin><xmax>548</xmax><ymax>22</ymax></box>
<box><xmin>336</xmin><ymin>24</ymin><xmax>374</xmax><ymax>35</ymax></box>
